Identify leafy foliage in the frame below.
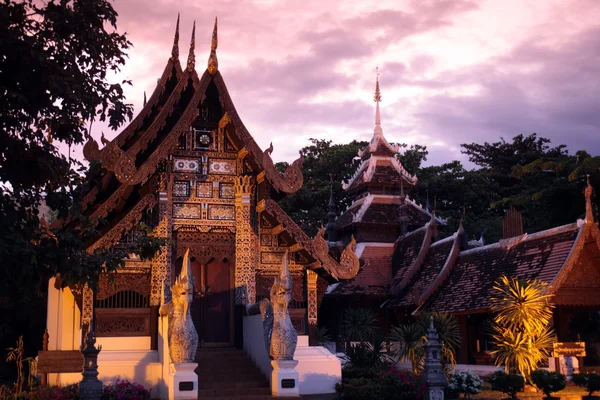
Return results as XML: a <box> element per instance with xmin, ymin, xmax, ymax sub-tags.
<box><xmin>530</xmin><ymin>370</ymin><xmax>566</xmax><ymax>398</ymax></box>
<box><xmin>389</xmin><ymin>313</ymin><xmax>460</xmax><ymax>374</ymax></box>
<box><xmin>488</xmin><ymin>370</ymin><xmax>525</xmax><ymax>399</ymax></box>
<box><xmin>336</xmin><ymin>364</ymin><xmax>424</xmax><ymax>400</ymax></box>
<box><xmin>342</xmin><ymin>308</ymin><xmax>377</xmax><ymax>343</ymax></box>
<box><xmin>342</xmin><ymin>338</ymin><xmax>390</xmax><ymax>380</ymax></box>
<box><xmin>0</xmin><ymin>0</ymin><xmax>163</xmax><ymax>376</ymax></box>
<box><xmin>490</xmin><ymin>277</ymin><xmax>555</xmax><ymax>380</ymax></box>
<box><xmin>447</xmin><ymin>370</ymin><xmax>483</xmax><ymax>399</ymax></box>
<box><xmin>572</xmin><ymin>372</ymin><xmax>600</xmax><ymax>396</ymax></box>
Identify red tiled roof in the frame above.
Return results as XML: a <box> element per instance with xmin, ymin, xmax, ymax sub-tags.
<box><xmin>423</xmin><ymin>224</ymin><xmax>581</xmax><ymax>314</ymax></box>
<box><xmin>392</xmin><ymin>237</ymin><xmax>455</xmax><ymax>307</ymax></box>
<box><xmin>330</xmin><ymin>244</ymin><xmax>394</xmax><ymax>296</ymax></box>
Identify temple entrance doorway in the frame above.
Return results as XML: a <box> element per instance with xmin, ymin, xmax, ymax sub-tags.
<box><xmin>174</xmin><ymin>256</ymin><xmax>235</xmax><ymax>348</ymax></box>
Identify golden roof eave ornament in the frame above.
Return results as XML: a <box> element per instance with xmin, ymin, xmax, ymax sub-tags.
<box><xmin>263</xmin><ymin>143</ymin><xmax>305</xmax><ymax>194</ymax></box>
<box><xmin>313</xmin><ymin>227</ymin><xmax>360</xmax><ymax>280</ymax></box>
<box><xmin>171</xmin><ymin>13</ymin><xmax>180</xmax><ymax>60</ymax></box>
<box><xmin>187</xmin><ymin>21</ymin><xmax>196</xmax><ymax>72</ymax></box>
<box><xmin>207</xmin><ymin>17</ymin><xmax>218</xmax><ymax>75</ymax></box>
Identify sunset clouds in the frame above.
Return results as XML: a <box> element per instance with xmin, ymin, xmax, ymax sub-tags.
<box><xmin>89</xmin><ymin>0</ymin><xmax>600</xmax><ymax>167</ymax></box>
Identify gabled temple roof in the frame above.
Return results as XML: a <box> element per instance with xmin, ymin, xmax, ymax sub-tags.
<box><xmin>74</xmin><ymin>19</ymin><xmax>361</xmax><ymax>281</ymax></box>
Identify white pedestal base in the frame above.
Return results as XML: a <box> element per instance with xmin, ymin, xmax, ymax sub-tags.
<box><xmin>271</xmin><ymin>360</ymin><xmax>300</xmax><ymax>397</ymax></box>
<box><xmin>168</xmin><ymin>362</ymin><xmax>198</xmax><ymax>400</ymax></box>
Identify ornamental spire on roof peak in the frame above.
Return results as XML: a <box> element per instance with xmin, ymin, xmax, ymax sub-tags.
<box><xmin>208</xmin><ymin>17</ymin><xmax>219</xmax><ymax>75</ymax></box>
<box><xmin>187</xmin><ymin>21</ymin><xmax>196</xmax><ymax>71</ymax></box>
<box><xmin>373</xmin><ymin>67</ymin><xmax>383</xmax><ymax>136</ymax></box>
<box><xmin>171</xmin><ymin>14</ymin><xmax>180</xmax><ymax>60</ymax></box>
<box><xmin>585</xmin><ymin>175</ymin><xmax>594</xmax><ymax>224</ymax></box>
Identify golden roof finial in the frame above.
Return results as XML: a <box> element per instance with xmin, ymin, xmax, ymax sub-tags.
<box><xmin>208</xmin><ymin>17</ymin><xmax>219</xmax><ymax>75</ymax></box>
<box><xmin>374</xmin><ymin>67</ymin><xmax>381</xmax><ymax>103</ymax></box>
<box><xmin>187</xmin><ymin>21</ymin><xmax>196</xmax><ymax>71</ymax></box>
<box><xmin>585</xmin><ymin>175</ymin><xmax>594</xmax><ymax>224</ymax></box>
<box><xmin>171</xmin><ymin>14</ymin><xmax>180</xmax><ymax>60</ymax></box>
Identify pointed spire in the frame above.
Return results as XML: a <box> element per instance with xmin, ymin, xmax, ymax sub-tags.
<box><xmin>585</xmin><ymin>175</ymin><xmax>594</xmax><ymax>224</ymax></box>
<box><xmin>171</xmin><ymin>14</ymin><xmax>180</xmax><ymax>60</ymax></box>
<box><xmin>373</xmin><ymin>67</ymin><xmax>383</xmax><ymax>136</ymax></box>
<box><xmin>207</xmin><ymin>16</ymin><xmax>219</xmax><ymax>75</ymax></box>
<box><xmin>143</xmin><ymin>91</ymin><xmax>147</xmax><ymax>107</ymax></box>
<box><xmin>326</xmin><ymin>174</ymin><xmax>337</xmax><ymax>243</ymax></box>
<box><xmin>187</xmin><ymin>21</ymin><xmax>196</xmax><ymax>71</ymax></box>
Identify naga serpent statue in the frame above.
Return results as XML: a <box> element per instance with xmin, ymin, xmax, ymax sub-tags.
<box><xmin>248</xmin><ymin>250</ymin><xmax>297</xmax><ymax>360</ymax></box>
<box><xmin>159</xmin><ymin>248</ymin><xmax>199</xmax><ymax>363</ymax></box>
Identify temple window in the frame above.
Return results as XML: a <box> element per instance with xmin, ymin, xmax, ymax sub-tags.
<box><xmin>194</xmin><ymin>129</ymin><xmax>212</xmax><ymax>150</ymax></box>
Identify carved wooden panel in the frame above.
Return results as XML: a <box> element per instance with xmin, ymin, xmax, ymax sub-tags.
<box><xmin>290</xmin><ymin>309</ymin><xmax>307</xmax><ymax>335</ymax></box>
<box><xmin>95</xmin><ymin>308</ymin><xmax>151</xmax><ymax>337</ymax></box>
<box><xmin>234</xmin><ymin>176</ymin><xmax>257</xmax><ymax>304</ymax></box>
<box><xmin>97</xmin><ymin>273</ymin><xmax>150</xmax><ymax>301</ymax></box>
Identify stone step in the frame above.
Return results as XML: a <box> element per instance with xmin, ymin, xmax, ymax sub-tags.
<box><xmin>198</xmin><ymin>387</ymin><xmax>271</xmax><ymax>398</ymax></box>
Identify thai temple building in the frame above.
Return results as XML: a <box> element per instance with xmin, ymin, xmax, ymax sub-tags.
<box><xmin>322</xmin><ymin>74</ymin><xmax>600</xmax><ymax>367</ymax></box>
<box><xmin>41</xmin><ymin>16</ymin><xmax>600</xmax><ymax>399</ymax></box>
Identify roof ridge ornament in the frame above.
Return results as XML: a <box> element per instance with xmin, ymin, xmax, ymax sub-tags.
<box><xmin>187</xmin><ymin>21</ymin><xmax>196</xmax><ymax>71</ymax></box>
<box><xmin>208</xmin><ymin>17</ymin><xmax>219</xmax><ymax>75</ymax></box>
<box><xmin>585</xmin><ymin>175</ymin><xmax>594</xmax><ymax>224</ymax></box>
<box><xmin>373</xmin><ymin>67</ymin><xmax>382</xmax><ymax>137</ymax></box>
<box><xmin>171</xmin><ymin>14</ymin><xmax>180</xmax><ymax>60</ymax></box>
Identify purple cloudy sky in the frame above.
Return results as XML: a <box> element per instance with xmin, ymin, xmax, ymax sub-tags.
<box><xmin>85</xmin><ymin>0</ymin><xmax>600</xmax><ymax>167</ymax></box>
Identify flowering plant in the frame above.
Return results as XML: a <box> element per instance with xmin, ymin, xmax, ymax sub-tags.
<box><xmin>447</xmin><ymin>370</ymin><xmax>482</xmax><ymax>399</ymax></box>
<box><xmin>336</xmin><ymin>364</ymin><xmax>424</xmax><ymax>400</ymax></box>
<box><xmin>102</xmin><ymin>380</ymin><xmax>151</xmax><ymax>400</ymax></box>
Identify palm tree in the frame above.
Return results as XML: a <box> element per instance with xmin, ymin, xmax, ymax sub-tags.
<box><xmin>490</xmin><ymin>276</ymin><xmax>555</xmax><ymax>380</ymax></box>
<box><xmin>342</xmin><ymin>308</ymin><xmax>376</xmax><ymax>343</ymax></box>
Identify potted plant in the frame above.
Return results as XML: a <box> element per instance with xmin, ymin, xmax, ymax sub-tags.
<box><xmin>572</xmin><ymin>372</ymin><xmax>600</xmax><ymax>399</ymax></box>
<box><xmin>530</xmin><ymin>370</ymin><xmax>566</xmax><ymax>400</ymax></box>
<box><xmin>488</xmin><ymin>370</ymin><xmax>525</xmax><ymax>399</ymax></box>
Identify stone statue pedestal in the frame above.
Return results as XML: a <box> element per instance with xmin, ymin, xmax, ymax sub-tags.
<box><xmin>168</xmin><ymin>362</ymin><xmax>198</xmax><ymax>400</ymax></box>
<box><xmin>271</xmin><ymin>360</ymin><xmax>300</xmax><ymax>397</ymax></box>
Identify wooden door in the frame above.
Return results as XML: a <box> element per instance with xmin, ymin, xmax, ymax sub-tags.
<box><xmin>201</xmin><ymin>258</ymin><xmax>233</xmax><ymax>346</ymax></box>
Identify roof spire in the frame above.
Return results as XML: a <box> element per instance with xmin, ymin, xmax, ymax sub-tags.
<box><xmin>326</xmin><ymin>174</ymin><xmax>338</xmax><ymax>243</ymax></box>
<box><xmin>585</xmin><ymin>175</ymin><xmax>594</xmax><ymax>224</ymax></box>
<box><xmin>187</xmin><ymin>21</ymin><xmax>196</xmax><ymax>71</ymax></box>
<box><xmin>207</xmin><ymin>17</ymin><xmax>219</xmax><ymax>75</ymax></box>
<box><xmin>373</xmin><ymin>67</ymin><xmax>383</xmax><ymax>136</ymax></box>
<box><xmin>143</xmin><ymin>91</ymin><xmax>147</xmax><ymax>107</ymax></box>
<box><xmin>171</xmin><ymin>14</ymin><xmax>180</xmax><ymax>60</ymax></box>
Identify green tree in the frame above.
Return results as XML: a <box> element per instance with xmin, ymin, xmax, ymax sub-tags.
<box><xmin>0</xmin><ymin>0</ymin><xmax>162</xmax><ymax>371</ymax></box>
<box><xmin>396</xmin><ymin>143</ymin><xmax>429</xmax><ymax>174</ymax></box>
<box><xmin>277</xmin><ymin>138</ymin><xmax>367</xmax><ymax>236</ymax></box>
<box><xmin>490</xmin><ymin>277</ymin><xmax>555</xmax><ymax>380</ymax></box>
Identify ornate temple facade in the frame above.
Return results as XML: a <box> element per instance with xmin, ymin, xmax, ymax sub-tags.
<box><xmin>323</xmin><ymin>83</ymin><xmax>600</xmax><ymax>364</ymax></box>
<box><xmin>45</xmin><ymin>18</ymin><xmax>360</xmax><ymax>370</ymax></box>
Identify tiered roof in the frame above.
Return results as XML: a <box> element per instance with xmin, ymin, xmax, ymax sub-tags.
<box><xmin>74</xmin><ymin>18</ymin><xmax>360</xmax><ymax>281</ymax></box>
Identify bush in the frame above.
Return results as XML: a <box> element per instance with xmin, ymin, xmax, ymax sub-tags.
<box><xmin>447</xmin><ymin>371</ymin><xmax>483</xmax><ymax>399</ymax></box>
<box><xmin>530</xmin><ymin>370</ymin><xmax>566</xmax><ymax>398</ymax></box>
<box><xmin>16</xmin><ymin>383</ymin><xmax>79</xmax><ymax>400</ymax></box>
<box><xmin>572</xmin><ymin>372</ymin><xmax>600</xmax><ymax>396</ymax></box>
<box><xmin>336</xmin><ymin>364</ymin><xmax>424</xmax><ymax>400</ymax></box>
<box><xmin>488</xmin><ymin>370</ymin><xmax>525</xmax><ymax>399</ymax></box>
<box><xmin>102</xmin><ymin>380</ymin><xmax>151</xmax><ymax>400</ymax></box>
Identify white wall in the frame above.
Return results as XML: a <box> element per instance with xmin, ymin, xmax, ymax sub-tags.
<box><xmin>96</xmin><ymin>336</ymin><xmax>151</xmax><ymax>351</ymax></box>
<box><xmin>243</xmin><ymin>315</ymin><xmax>342</xmax><ymax>395</ymax></box>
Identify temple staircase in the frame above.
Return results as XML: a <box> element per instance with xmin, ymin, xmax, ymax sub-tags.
<box><xmin>196</xmin><ymin>348</ymin><xmax>272</xmax><ymax>399</ymax></box>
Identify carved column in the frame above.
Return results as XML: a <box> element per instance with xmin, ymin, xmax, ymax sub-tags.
<box><xmin>234</xmin><ymin>176</ymin><xmax>257</xmax><ymax>305</ymax></box>
<box><xmin>307</xmin><ymin>270</ymin><xmax>318</xmax><ymax>346</ymax></box>
<box><xmin>151</xmin><ymin>173</ymin><xmax>173</xmax><ymax>306</ymax></box>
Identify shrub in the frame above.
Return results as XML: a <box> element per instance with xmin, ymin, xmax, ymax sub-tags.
<box><xmin>447</xmin><ymin>370</ymin><xmax>483</xmax><ymax>399</ymax></box>
<box><xmin>20</xmin><ymin>383</ymin><xmax>79</xmax><ymax>400</ymax></box>
<box><xmin>572</xmin><ymin>372</ymin><xmax>600</xmax><ymax>397</ymax></box>
<box><xmin>102</xmin><ymin>380</ymin><xmax>151</xmax><ymax>400</ymax></box>
<box><xmin>530</xmin><ymin>370</ymin><xmax>566</xmax><ymax>398</ymax></box>
<box><xmin>488</xmin><ymin>370</ymin><xmax>525</xmax><ymax>399</ymax></box>
<box><xmin>336</xmin><ymin>364</ymin><xmax>424</xmax><ymax>400</ymax></box>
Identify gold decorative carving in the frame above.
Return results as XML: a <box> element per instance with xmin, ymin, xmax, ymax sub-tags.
<box><xmin>234</xmin><ymin>176</ymin><xmax>257</xmax><ymax>304</ymax></box>
<box><xmin>307</xmin><ymin>270</ymin><xmax>318</xmax><ymax>327</ymax></box>
<box><xmin>207</xmin><ymin>17</ymin><xmax>218</xmax><ymax>75</ymax></box>
<box><xmin>175</xmin><ymin>231</ymin><xmax>235</xmax><ymax>265</ymax></box>
<box><xmin>151</xmin><ymin>174</ymin><xmax>172</xmax><ymax>306</ymax></box>
<box><xmin>263</xmin><ymin>143</ymin><xmax>304</xmax><ymax>194</ymax></box>
<box><xmin>87</xmin><ymin>194</ymin><xmax>157</xmax><ymax>253</ymax></box>
<box><xmin>82</xmin><ymin>285</ymin><xmax>93</xmax><ymax>326</ymax></box>
<box><xmin>97</xmin><ymin>273</ymin><xmax>151</xmax><ymax>301</ymax></box>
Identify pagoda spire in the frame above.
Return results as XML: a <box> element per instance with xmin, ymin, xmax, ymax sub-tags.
<box><xmin>187</xmin><ymin>21</ymin><xmax>196</xmax><ymax>71</ymax></box>
<box><xmin>207</xmin><ymin>17</ymin><xmax>219</xmax><ymax>75</ymax></box>
<box><xmin>326</xmin><ymin>175</ymin><xmax>337</xmax><ymax>243</ymax></box>
<box><xmin>373</xmin><ymin>67</ymin><xmax>383</xmax><ymax>137</ymax></box>
<box><xmin>585</xmin><ymin>176</ymin><xmax>594</xmax><ymax>224</ymax></box>
<box><xmin>171</xmin><ymin>14</ymin><xmax>180</xmax><ymax>60</ymax></box>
